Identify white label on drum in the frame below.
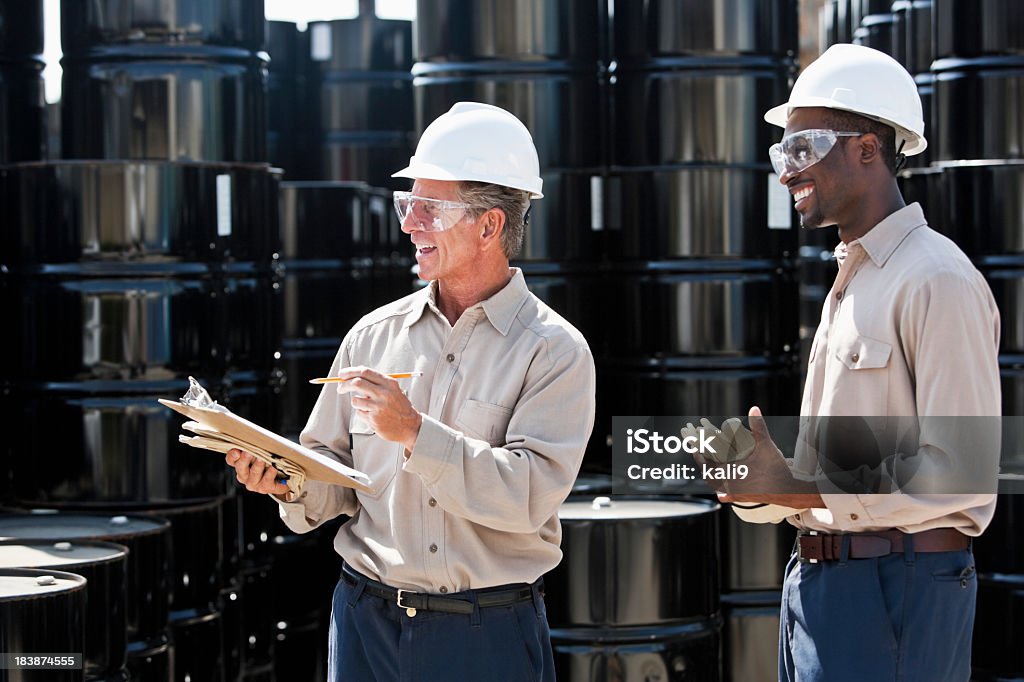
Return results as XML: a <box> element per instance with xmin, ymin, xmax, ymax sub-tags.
<box><xmin>767</xmin><ymin>173</ymin><xmax>792</xmax><ymax>230</ymax></box>
<box><xmin>590</xmin><ymin>175</ymin><xmax>603</xmax><ymax>231</ymax></box>
<box><xmin>216</xmin><ymin>174</ymin><xmax>232</xmax><ymax>237</ymax></box>
<box><xmin>311</xmin><ymin>23</ymin><xmax>332</xmax><ymax>61</ymax></box>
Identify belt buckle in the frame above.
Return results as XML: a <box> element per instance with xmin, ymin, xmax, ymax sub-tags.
<box><xmin>799</xmin><ymin>530</ymin><xmax>819</xmax><ymax>564</ymax></box>
<box><xmin>396</xmin><ymin>589</ymin><xmax>417</xmax><ymax>618</ymax></box>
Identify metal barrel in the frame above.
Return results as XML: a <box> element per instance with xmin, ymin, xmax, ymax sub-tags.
<box><xmin>546</xmin><ymin>496</ymin><xmax>722</xmax><ymax>681</ymax></box>
<box><xmin>0</xmin><ymin>160</ymin><xmax>279</xmax><ymax>506</ymax></box>
<box><xmin>0</xmin><ymin>568</ymin><xmax>87</xmax><ymax>682</ymax></box>
<box><xmin>0</xmin><ymin>540</ymin><xmax>129</xmax><ymax>680</ymax></box>
<box><xmin>59</xmin><ymin>0</ymin><xmax>268</xmax><ymax>163</ymax></box>
<box><xmin>0</xmin><ymin>0</ymin><xmax>45</xmax><ymax>163</ymax></box>
<box><xmin>301</xmin><ymin>17</ymin><xmax>414</xmax><ymax>187</ymax></box>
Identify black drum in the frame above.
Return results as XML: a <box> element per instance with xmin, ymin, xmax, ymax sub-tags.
<box><xmin>0</xmin><ymin>540</ymin><xmax>128</xmax><ymax>680</ymax></box>
<box><xmin>0</xmin><ymin>511</ymin><xmax>170</xmax><ymax>643</ymax></box>
<box><xmin>0</xmin><ymin>568</ymin><xmax>86</xmax><ymax>682</ymax></box>
<box><xmin>612</xmin><ymin>0</ymin><xmax>798</xmax><ymax>61</ymax></box>
<box><xmin>218</xmin><ymin>583</ymin><xmax>241</xmax><ymax>682</ymax></box>
<box><xmin>126</xmin><ymin>635</ymin><xmax>172</xmax><ymax>682</ymax></box>
<box><xmin>2</xmin><ymin>386</ymin><xmax>234</xmax><ymax>505</ymax></box>
<box><xmin>546</xmin><ymin>496</ymin><xmax>720</xmax><ymax>627</ymax></box>
<box><xmin>603</xmin><ymin>266</ymin><xmax>799</xmax><ymax>359</ymax></box>
<box><xmin>982</xmin><ymin>267</ymin><xmax>1024</xmax><ymax>356</ymax></box>
<box><xmin>551</xmin><ymin>621</ymin><xmax>721</xmax><ymax>682</ymax></box>
<box><xmin>60</xmin><ymin>0</ymin><xmax>266</xmax><ymax>56</ymax></box>
<box><xmin>272</xmin><ymin>612</ymin><xmax>328</xmax><ymax>682</ymax></box>
<box><xmin>719</xmin><ymin>509</ymin><xmax>795</xmax><ymax>593</ymax></box>
<box><xmin>303</xmin><ymin>17</ymin><xmax>414</xmax><ymax>187</ymax></box>
<box><xmin>932</xmin><ymin>57</ymin><xmax>1024</xmax><ymax>163</ymax></box>
<box><xmin>0</xmin><ymin>161</ymin><xmax>279</xmax><ymax>267</ymax></box>
<box><xmin>611</xmin><ymin>61</ymin><xmax>791</xmax><ymax>167</ymax></box>
<box><xmin>267</xmin><ymin>533</ymin><xmax>342</xmax><ymax>624</ymax></box>
<box><xmin>61</xmin><ymin>56</ymin><xmax>268</xmax><ymax>163</ymax></box>
<box><xmin>266</xmin><ymin>21</ymin><xmax>309</xmax><ymax>175</ymax></box>
<box><xmin>852</xmin><ymin>13</ymin><xmax>896</xmax><ymax>57</ymax></box>
<box><xmin>973</xmin><ymin>494</ymin><xmax>1024</xmax><ymax>576</ymax></box>
<box><xmin>972</xmin><ymin>574</ymin><xmax>1024</xmax><ymax>680</ymax></box>
<box><xmin>611</xmin><ymin>168</ymin><xmax>797</xmax><ymax>260</ymax></box>
<box><xmin>904</xmin><ymin>0</ymin><xmax>933</xmax><ymax>75</ymax></box>
<box><xmin>238</xmin><ymin>562</ymin><xmax>275</xmax><ymax>671</ymax></box>
<box><xmin>588</xmin><ymin>360</ymin><xmax>802</xmax><ymax>473</ymax></box>
<box><xmin>414</xmin><ymin>0</ymin><xmax>602</xmax><ymax>64</ymax></box>
<box><xmin>413</xmin><ymin>62</ymin><xmax>604</xmax><ymax>171</ymax></box>
<box><xmin>0</xmin><ymin>0</ymin><xmax>44</xmax><ymax>57</ymax></box>
<box><xmin>168</xmin><ymin>607</ymin><xmax>224</xmax><ymax>682</ymax></box>
<box><xmin>515</xmin><ymin>171</ymin><xmax>606</xmax><ymax>262</ymax></box>
<box><xmin>135</xmin><ymin>500</ymin><xmax>224</xmax><ymax>615</ymax></box>
<box><xmin>0</xmin><ymin>60</ymin><xmax>46</xmax><ymax>163</ymax></box>
<box><xmin>721</xmin><ymin>596</ymin><xmax>782</xmax><ymax>682</ymax></box>
<box><xmin>933</xmin><ymin>0</ymin><xmax>1024</xmax><ymax>60</ymax></box>
<box><xmin>928</xmin><ymin>163</ymin><xmax>1024</xmax><ymax>256</ymax></box>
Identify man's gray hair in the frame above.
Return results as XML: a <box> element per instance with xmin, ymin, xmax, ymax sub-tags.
<box><xmin>456</xmin><ymin>181</ymin><xmax>532</xmax><ymax>259</ymax></box>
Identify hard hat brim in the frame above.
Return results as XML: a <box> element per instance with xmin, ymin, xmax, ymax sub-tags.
<box><xmin>392</xmin><ymin>162</ymin><xmax>544</xmax><ymax>199</ymax></box>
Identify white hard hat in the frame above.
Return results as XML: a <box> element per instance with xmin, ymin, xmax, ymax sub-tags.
<box><xmin>764</xmin><ymin>43</ymin><xmax>927</xmax><ymax>156</ymax></box>
<box><xmin>393</xmin><ymin>102</ymin><xmax>544</xmax><ymax>198</ymax></box>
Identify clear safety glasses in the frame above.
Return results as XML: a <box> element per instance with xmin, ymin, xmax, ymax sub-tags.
<box><xmin>393</xmin><ymin>191</ymin><xmax>476</xmax><ymax>232</ymax></box>
<box><xmin>768</xmin><ymin>129</ymin><xmax>863</xmax><ymax>176</ymax></box>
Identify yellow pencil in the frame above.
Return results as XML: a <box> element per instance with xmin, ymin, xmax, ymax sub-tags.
<box><xmin>309</xmin><ymin>372</ymin><xmax>423</xmax><ymax>385</ymax></box>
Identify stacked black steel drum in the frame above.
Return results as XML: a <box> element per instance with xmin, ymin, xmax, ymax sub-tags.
<box><xmin>547</xmin><ymin>496</ymin><xmax>722</xmax><ymax>681</ymax></box>
<box><xmin>300</xmin><ymin>12</ymin><xmax>414</xmax><ymax>187</ymax></box>
<box><xmin>0</xmin><ymin>1</ymin><xmax>284</xmax><ymax>680</ymax></box>
<box><xmin>602</xmin><ymin>0</ymin><xmax>801</xmax><ymax>472</ymax></box>
<box><xmin>0</xmin><ymin>0</ymin><xmax>46</xmax><ymax>164</ymax></box>
<box><xmin>0</xmin><ymin>568</ymin><xmax>87</xmax><ymax>682</ymax></box>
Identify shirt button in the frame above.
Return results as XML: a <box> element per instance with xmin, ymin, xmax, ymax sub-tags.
<box><xmin>446</xmin><ymin>353</ymin><xmax>455</xmax><ymax>362</ymax></box>
<box><xmin>428</xmin><ymin>498</ymin><xmax>437</xmax><ymax>507</ymax></box>
<box><xmin>836</xmin><ymin>291</ymin><xmax>843</xmax><ymax>300</ymax></box>
<box><xmin>851</xmin><ymin>353</ymin><xmax>860</xmax><ymax>363</ymax></box>
<box><xmin>439</xmin><ymin>586</ymin><xmax>448</xmax><ymax>594</ymax></box>
<box><xmin>795</xmin><ymin>514</ymin><xmax>801</xmax><ymax>521</ymax></box>
<box><xmin>429</xmin><ymin>543</ymin><xmax>438</xmax><ymax>553</ymax></box>
<box><xmin>850</xmin><ymin>513</ymin><xmax>859</xmax><ymax>521</ymax></box>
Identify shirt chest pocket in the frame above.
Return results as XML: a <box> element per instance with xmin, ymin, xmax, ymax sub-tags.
<box><xmin>349</xmin><ymin>415</ymin><xmax>399</xmax><ymax>499</ymax></box>
<box><xmin>833</xmin><ymin>334</ymin><xmax>892</xmax><ymax>413</ymax></box>
<box><xmin>455</xmin><ymin>399</ymin><xmax>514</xmax><ymax>447</ymax></box>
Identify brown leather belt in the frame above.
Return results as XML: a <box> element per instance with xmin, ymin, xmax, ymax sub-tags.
<box><xmin>341</xmin><ymin>563</ymin><xmax>537</xmax><ymax>615</ymax></box>
<box><xmin>797</xmin><ymin>528</ymin><xmax>970</xmax><ymax>563</ymax></box>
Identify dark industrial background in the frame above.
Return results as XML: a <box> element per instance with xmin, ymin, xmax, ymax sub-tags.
<box><xmin>0</xmin><ymin>1</ymin><xmax>1020</xmax><ymax>681</ymax></box>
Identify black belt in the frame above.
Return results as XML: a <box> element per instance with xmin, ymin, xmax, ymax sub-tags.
<box><xmin>341</xmin><ymin>563</ymin><xmax>538</xmax><ymax>616</ymax></box>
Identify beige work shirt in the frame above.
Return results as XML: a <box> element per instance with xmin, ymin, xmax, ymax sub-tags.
<box><xmin>277</xmin><ymin>268</ymin><xmax>596</xmax><ymax>592</ymax></box>
<box><xmin>792</xmin><ymin>203</ymin><xmax>1001</xmax><ymax>536</ymax></box>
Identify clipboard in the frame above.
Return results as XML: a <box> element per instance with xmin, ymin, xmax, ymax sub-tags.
<box><xmin>159</xmin><ymin>398</ymin><xmax>374</xmax><ymax>494</ymax></box>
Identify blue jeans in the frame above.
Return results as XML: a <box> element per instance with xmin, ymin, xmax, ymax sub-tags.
<box><xmin>328</xmin><ymin>570</ymin><xmax>555</xmax><ymax>682</ymax></box>
<box><xmin>779</xmin><ymin>541</ymin><xmax>978</xmax><ymax>681</ymax></box>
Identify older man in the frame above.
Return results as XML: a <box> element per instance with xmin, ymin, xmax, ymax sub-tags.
<box><xmin>227</xmin><ymin>102</ymin><xmax>595</xmax><ymax>681</ymax></box>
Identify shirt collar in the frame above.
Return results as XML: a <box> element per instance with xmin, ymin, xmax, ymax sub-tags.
<box><xmin>846</xmin><ymin>202</ymin><xmax>927</xmax><ymax>268</ymax></box>
<box><xmin>404</xmin><ymin>268</ymin><xmax>531</xmax><ymax>336</ymax></box>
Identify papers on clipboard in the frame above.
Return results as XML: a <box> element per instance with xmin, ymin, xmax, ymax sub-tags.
<box><xmin>159</xmin><ymin>377</ymin><xmax>373</xmax><ymax>501</ymax></box>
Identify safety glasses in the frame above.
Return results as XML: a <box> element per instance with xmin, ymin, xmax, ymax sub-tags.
<box><xmin>393</xmin><ymin>191</ymin><xmax>476</xmax><ymax>232</ymax></box>
<box><xmin>768</xmin><ymin>129</ymin><xmax>863</xmax><ymax>176</ymax></box>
